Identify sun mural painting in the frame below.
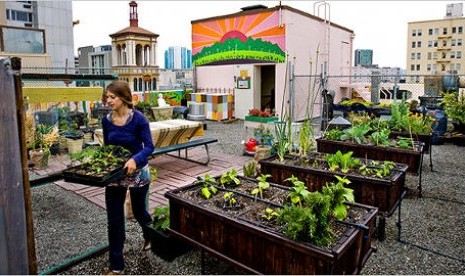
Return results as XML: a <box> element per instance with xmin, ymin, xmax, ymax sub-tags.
<box><xmin>192</xmin><ymin>10</ymin><xmax>286</xmax><ymax>66</ymax></box>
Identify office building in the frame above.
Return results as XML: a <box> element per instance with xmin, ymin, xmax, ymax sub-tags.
<box><xmin>407</xmin><ymin>3</ymin><xmax>465</xmax><ymax>79</ymax></box>
<box><xmin>164</xmin><ymin>46</ymin><xmax>192</xmax><ymax>69</ymax></box>
<box><xmin>354</xmin><ymin>49</ymin><xmax>373</xmax><ymax>67</ymax></box>
<box><xmin>0</xmin><ymin>0</ymin><xmax>75</xmax><ymax>69</ymax></box>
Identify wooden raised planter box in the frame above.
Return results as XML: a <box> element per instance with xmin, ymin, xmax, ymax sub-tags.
<box><xmin>389</xmin><ymin>132</ymin><xmax>432</xmax><ymax>154</ymax></box>
<box><xmin>259</xmin><ymin>155</ymin><xmax>408</xmax><ymax>241</ymax></box>
<box><xmin>165</xmin><ymin>177</ymin><xmax>378</xmax><ymax>275</ymax></box>
<box><xmin>316</xmin><ymin>138</ymin><xmax>423</xmax><ymax>175</ymax></box>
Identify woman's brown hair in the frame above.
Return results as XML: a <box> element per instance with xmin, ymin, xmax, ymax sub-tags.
<box><xmin>106</xmin><ymin>80</ymin><xmax>133</xmax><ymax>108</ymax></box>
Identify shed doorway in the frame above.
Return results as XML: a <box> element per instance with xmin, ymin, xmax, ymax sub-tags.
<box><xmin>260</xmin><ymin>65</ymin><xmax>276</xmax><ymax>112</ymax></box>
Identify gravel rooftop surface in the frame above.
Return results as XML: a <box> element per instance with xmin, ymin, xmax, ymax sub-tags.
<box><xmin>31</xmin><ymin>120</ymin><xmax>465</xmax><ymax>275</ymax></box>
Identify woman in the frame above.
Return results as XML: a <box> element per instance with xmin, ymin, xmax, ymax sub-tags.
<box><xmin>102</xmin><ymin>80</ymin><xmax>154</xmax><ymax>275</ymax></box>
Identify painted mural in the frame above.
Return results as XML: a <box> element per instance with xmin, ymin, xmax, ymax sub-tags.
<box><xmin>192</xmin><ymin>10</ymin><xmax>286</xmax><ymax>66</ymax></box>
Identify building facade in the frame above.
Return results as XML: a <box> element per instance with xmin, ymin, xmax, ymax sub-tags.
<box><xmin>109</xmin><ymin>1</ymin><xmax>159</xmax><ymax>93</ymax></box>
<box><xmin>407</xmin><ymin>3</ymin><xmax>465</xmax><ymax>81</ymax></box>
<box><xmin>164</xmin><ymin>46</ymin><xmax>192</xmax><ymax>69</ymax></box>
<box><xmin>0</xmin><ymin>0</ymin><xmax>74</xmax><ymax>68</ymax></box>
<box><xmin>354</xmin><ymin>49</ymin><xmax>373</xmax><ymax>67</ymax></box>
<box><xmin>193</xmin><ymin>4</ymin><xmax>354</xmax><ymax>120</ymax></box>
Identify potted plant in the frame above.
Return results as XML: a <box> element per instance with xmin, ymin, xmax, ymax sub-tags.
<box><xmin>253</xmin><ymin>123</ymin><xmax>274</xmax><ymax>160</ymax></box>
<box><xmin>441</xmin><ymin>91</ymin><xmax>465</xmax><ymax>134</ymax></box>
<box><xmin>245</xmin><ymin>108</ymin><xmax>279</xmax><ymax>123</ymax></box>
<box><xmin>148</xmin><ymin>205</ymin><xmax>192</xmax><ymax>261</ymax></box>
<box><xmin>28</xmin><ymin>124</ymin><xmax>59</xmax><ymax>169</ymax></box>
<box><xmin>63</xmin><ymin>145</ymin><xmax>131</xmax><ymax>186</ymax></box>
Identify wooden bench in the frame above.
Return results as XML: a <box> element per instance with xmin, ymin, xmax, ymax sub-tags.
<box><xmin>151</xmin><ymin>138</ymin><xmax>218</xmax><ymax>165</ymax></box>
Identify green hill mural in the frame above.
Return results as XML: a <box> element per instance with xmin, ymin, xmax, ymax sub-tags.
<box><xmin>193</xmin><ymin>37</ymin><xmax>285</xmax><ymax>66</ymax></box>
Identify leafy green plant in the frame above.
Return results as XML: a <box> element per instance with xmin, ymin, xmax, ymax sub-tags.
<box><xmin>220</xmin><ymin>168</ymin><xmax>241</xmax><ymax>187</ymax></box>
<box><xmin>322</xmin><ymin>175</ymin><xmax>355</xmax><ymax>220</ymax></box>
<box><xmin>277</xmin><ymin>205</ymin><xmax>317</xmax><ymax>242</ymax></box>
<box><xmin>299</xmin><ymin>119</ymin><xmax>314</xmax><ymax>157</ymax></box>
<box><xmin>340</xmin><ymin>123</ymin><xmax>371</xmax><ymax>144</ymax></box>
<box><xmin>71</xmin><ymin>145</ymin><xmax>130</xmax><ymax>175</ymax></box>
<box><xmin>251</xmin><ymin>174</ymin><xmax>271</xmax><ymax>199</ymax></box>
<box><xmin>389</xmin><ymin>97</ymin><xmax>409</xmax><ymax>131</ymax></box>
<box><xmin>374</xmin><ymin>161</ymin><xmax>396</xmax><ymax>178</ymax></box>
<box><xmin>242</xmin><ymin>161</ymin><xmax>256</xmax><ymax>178</ymax></box>
<box><xmin>274</xmin><ymin>120</ymin><xmax>292</xmax><ymax>162</ymax></box>
<box><xmin>441</xmin><ymin>91</ymin><xmax>465</xmax><ymax>124</ymax></box>
<box><xmin>324</xmin><ymin>151</ymin><xmax>360</xmax><ymax>173</ymax></box>
<box><xmin>396</xmin><ymin>136</ymin><xmax>413</xmax><ymax>149</ymax></box>
<box><xmin>152</xmin><ymin>205</ymin><xmax>170</xmax><ymax>231</ymax></box>
<box><xmin>223</xmin><ymin>192</ymin><xmax>237</xmax><ymax>208</ymax></box>
<box><xmin>197</xmin><ymin>174</ymin><xmax>218</xmax><ymax>199</ymax></box>
<box><xmin>370</xmin><ymin>128</ymin><xmax>391</xmax><ymax>146</ymax></box>
<box><xmin>323</xmin><ymin>128</ymin><xmax>343</xmax><ymax>140</ymax></box>
<box><xmin>285</xmin><ymin>175</ymin><xmax>310</xmax><ymax>207</ymax></box>
<box><xmin>261</xmin><ymin>207</ymin><xmax>279</xmax><ymax>222</ymax></box>
<box><xmin>253</xmin><ymin>123</ymin><xmax>274</xmax><ymax>146</ymax></box>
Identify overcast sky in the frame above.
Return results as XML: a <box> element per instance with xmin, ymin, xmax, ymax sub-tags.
<box><xmin>72</xmin><ymin>0</ymin><xmax>456</xmax><ymax>69</ymax></box>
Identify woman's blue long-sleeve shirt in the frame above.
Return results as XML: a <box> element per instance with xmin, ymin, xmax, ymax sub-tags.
<box><xmin>102</xmin><ymin>109</ymin><xmax>154</xmax><ymax>169</ymax></box>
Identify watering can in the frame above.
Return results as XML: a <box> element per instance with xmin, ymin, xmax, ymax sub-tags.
<box><xmin>244</xmin><ymin>138</ymin><xmax>258</xmax><ymax>152</ymax></box>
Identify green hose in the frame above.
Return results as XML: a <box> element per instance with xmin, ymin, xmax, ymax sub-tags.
<box><xmin>39</xmin><ymin>243</ymin><xmax>109</xmax><ymax>275</ymax></box>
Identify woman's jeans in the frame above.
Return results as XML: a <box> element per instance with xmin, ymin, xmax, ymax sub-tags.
<box><xmin>105</xmin><ymin>184</ymin><xmax>152</xmax><ymax>271</ymax></box>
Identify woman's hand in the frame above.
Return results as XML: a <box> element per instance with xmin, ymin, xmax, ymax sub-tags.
<box><xmin>124</xmin><ymin>158</ymin><xmax>137</xmax><ymax>175</ymax></box>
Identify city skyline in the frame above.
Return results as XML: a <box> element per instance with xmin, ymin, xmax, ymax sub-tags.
<box><xmin>72</xmin><ymin>1</ymin><xmax>456</xmax><ymax>69</ymax></box>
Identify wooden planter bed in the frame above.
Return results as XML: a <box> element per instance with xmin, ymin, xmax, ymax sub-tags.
<box><xmin>316</xmin><ymin>138</ymin><xmax>424</xmax><ymax>175</ymax></box>
<box><xmin>389</xmin><ymin>132</ymin><xmax>432</xmax><ymax>154</ymax></box>
<box><xmin>165</xmin><ymin>177</ymin><xmax>378</xmax><ymax>275</ymax></box>
<box><xmin>259</xmin><ymin>155</ymin><xmax>408</xmax><ymax>240</ymax></box>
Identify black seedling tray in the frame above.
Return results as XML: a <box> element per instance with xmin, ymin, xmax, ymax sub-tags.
<box><xmin>63</xmin><ymin>164</ymin><xmax>126</xmax><ymax>187</ymax></box>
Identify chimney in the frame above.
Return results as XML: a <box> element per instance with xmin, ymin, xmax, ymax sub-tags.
<box><xmin>129</xmin><ymin>1</ymin><xmax>138</xmax><ymax>27</ymax></box>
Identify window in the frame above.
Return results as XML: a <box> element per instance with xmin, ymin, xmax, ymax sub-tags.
<box><xmin>443</xmin><ymin>27</ymin><xmax>448</xmax><ymax>35</ymax></box>
<box><xmin>429</xmin><ymin>28</ymin><xmax>433</xmax><ymax>35</ymax></box>
<box><xmin>428</xmin><ymin>40</ymin><xmax>433</xmax><ymax>47</ymax></box>
<box><xmin>441</xmin><ymin>64</ymin><xmax>446</xmax><ymax>71</ymax></box>
<box><xmin>411</xmin><ymin>53</ymin><xmax>415</xmax><ymax>60</ymax></box>
<box><xmin>453</xmin><ymin>27</ymin><xmax>457</xmax><ymax>34</ymax></box>
<box><xmin>434</xmin><ymin>28</ymin><xmax>439</xmax><ymax>35</ymax></box>
<box><xmin>433</xmin><ymin>52</ymin><xmax>438</xmax><ymax>59</ymax></box>
<box><xmin>412</xmin><ymin>42</ymin><xmax>416</xmax><ymax>48</ymax></box>
<box><xmin>411</xmin><ymin>64</ymin><xmax>415</xmax><ymax>71</ymax></box>
<box><xmin>1</xmin><ymin>26</ymin><xmax>45</xmax><ymax>54</ymax></box>
<box><xmin>434</xmin><ymin>40</ymin><xmax>438</xmax><ymax>47</ymax></box>
<box><xmin>418</xmin><ymin>29</ymin><xmax>422</xmax><ymax>36</ymax></box>
<box><xmin>427</xmin><ymin>64</ymin><xmax>431</xmax><ymax>71</ymax></box>
<box><xmin>457</xmin><ymin>51</ymin><xmax>462</xmax><ymax>59</ymax></box>
<box><xmin>450</xmin><ymin>64</ymin><xmax>455</xmax><ymax>71</ymax></box>
<box><xmin>459</xmin><ymin>26</ymin><xmax>463</xmax><ymax>34</ymax></box>
<box><xmin>443</xmin><ymin>40</ymin><xmax>447</xmax><ymax>47</ymax></box>
<box><xmin>416</xmin><ymin>64</ymin><xmax>420</xmax><ymax>71</ymax></box>
<box><xmin>417</xmin><ymin>41</ymin><xmax>422</xmax><ymax>48</ymax></box>
<box><xmin>458</xmin><ymin>39</ymin><xmax>462</xmax><ymax>46</ymax></box>
<box><xmin>428</xmin><ymin>52</ymin><xmax>432</xmax><ymax>60</ymax></box>
<box><xmin>417</xmin><ymin>53</ymin><xmax>421</xmax><ymax>59</ymax></box>
<box><xmin>451</xmin><ymin>51</ymin><xmax>455</xmax><ymax>59</ymax></box>
<box><xmin>452</xmin><ymin>39</ymin><xmax>456</xmax><ymax>46</ymax></box>
<box><xmin>456</xmin><ymin>63</ymin><xmax>461</xmax><ymax>71</ymax></box>
<box><xmin>412</xmin><ymin>29</ymin><xmax>417</xmax><ymax>37</ymax></box>
<box><xmin>442</xmin><ymin>52</ymin><xmax>447</xmax><ymax>59</ymax></box>
<box><xmin>433</xmin><ymin>64</ymin><xmax>437</xmax><ymax>72</ymax></box>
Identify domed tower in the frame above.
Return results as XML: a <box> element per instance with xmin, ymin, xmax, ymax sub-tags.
<box><xmin>110</xmin><ymin>1</ymin><xmax>159</xmax><ymax>95</ymax></box>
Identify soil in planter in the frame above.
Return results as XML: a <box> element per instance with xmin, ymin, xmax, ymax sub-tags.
<box><xmin>200</xmin><ymin>191</ymin><xmax>255</xmax><ymax>217</ymax></box>
<box><xmin>272</xmin><ymin>154</ymin><xmax>403</xmax><ymax>180</ymax></box>
<box><xmin>236</xmin><ymin>200</ymin><xmax>284</xmax><ymax>232</ymax></box>
<box><xmin>177</xmin><ymin>185</ymin><xmax>223</xmax><ymax>204</ymax></box>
